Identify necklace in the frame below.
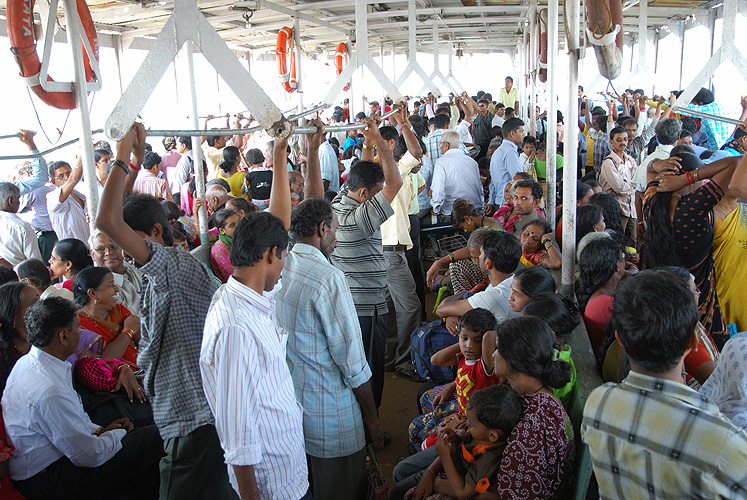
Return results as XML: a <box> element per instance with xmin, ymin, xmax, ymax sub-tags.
<box><xmin>529</xmin><ymin>384</ymin><xmax>546</xmax><ymax>395</ymax></box>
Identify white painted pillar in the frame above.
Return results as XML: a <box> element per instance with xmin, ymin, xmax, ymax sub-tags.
<box><xmin>186</xmin><ymin>42</ymin><xmax>209</xmax><ymax>250</ymax></box>
<box><xmin>294</xmin><ymin>16</ymin><xmax>304</xmax><ymax>112</ymax></box>
<box><xmin>637</xmin><ymin>0</ymin><xmax>648</xmax><ymax>91</ymax></box>
<box><xmin>529</xmin><ymin>0</ymin><xmax>537</xmax><ymax>129</ymax></box>
<box><xmin>433</xmin><ymin>21</ymin><xmax>439</xmax><ymax>92</ymax></box>
<box><xmin>62</xmin><ymin>0</ymin><xmax>98</xmax><ymax>230</ymax></box>
<box><xmin>561</xmin><ymin>0</ymin><xmax>580</xmax><ymax>296</ymax></box>
<box><xmin>546</xmin><ymin>0</ymin><xmax>558</xmax><ymax>228</ymax></box>
<box><xmin>679</xmin><ymin>20</ymin><xmax>686</xmax><ymax>89</ymax></box>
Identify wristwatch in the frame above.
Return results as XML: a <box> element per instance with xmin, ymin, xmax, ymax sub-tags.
<box><xmin>112</xmin><ymin>159</ymin><xmax>131</xmax><ymax>175</ymax></box>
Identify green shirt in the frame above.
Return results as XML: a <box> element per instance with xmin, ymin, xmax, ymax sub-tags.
<box><xmin>532</xmin><ymin>154</ymin><xmax>564</xmax><ymax>180</ymax></box>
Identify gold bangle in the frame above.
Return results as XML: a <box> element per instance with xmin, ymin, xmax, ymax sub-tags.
<box><xmin>122</xmin><ymin>328</ymin><xmax>135</xmax><ymax>342</ymax></box>
<box><xmin>94</xmin><ymin>427</ymin><xmax>104</xmax><ymax>437</ymax></box>
<box><xmin>363</xmin><ymin>143</ymin><xmax>374</xmax><ymax>150</ymax></box>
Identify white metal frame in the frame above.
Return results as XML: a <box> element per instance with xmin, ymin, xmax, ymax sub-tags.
<box><xmin>320</xmin><ymin>0</ymin><xmax>403</xmax><ymax>107</ymax></box>
<box><xmin>674</xmin><ymin>0</ymin><xmax>747</xmax><ymax>110</ymax></box>
<box><xmin>105</xmin><ymin>0</ymin><xmax>292</xmax><ymax>142</ymax></box>
<box><xmin>394</xmin><ymin>0</ymin><xmax>440</xmax><ymax>97</ymax></box>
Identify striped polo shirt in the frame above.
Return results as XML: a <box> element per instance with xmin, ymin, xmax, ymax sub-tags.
<box><xmin>330</xmin><ymin>189</ymin><xmax>394</xmax><ymax>317</ymax></box>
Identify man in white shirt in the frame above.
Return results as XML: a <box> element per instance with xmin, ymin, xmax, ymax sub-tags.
<box><xmin>436</xmin><ymin>231</ymin><xmax>521</xmax><ymax>333</ymax></box>
<box><xmin>0</xmin><ymin>182</ymin><xmax>41</xmax><ymax>266</ymax></box>
<box><xmin>491</xmin><ymin>103</ymin><xmax>506</xmax><ymax>129</ymax></box>
<box><xmin>2</xmin><ymin>296</ymin><xmax>162</xmax><ymax>500</ymax></box>
<box><xmin>318</xmin><ymin>136</ymin><xmax>340</xmax><ymax>192</ymax></box>
<box><xmin>45</xmin><ymin>159</ymin><xmax>90</xmax><ymax>246</ymax></box>
<box><xmin>200</xmin><ymin>133</ymin><xmax>310</xmax><ymax>500</ymax></box>
<box><xmin>430</xmin><ymin>130</ymin><xmax>484</xmax><ymax>216</ymax></box>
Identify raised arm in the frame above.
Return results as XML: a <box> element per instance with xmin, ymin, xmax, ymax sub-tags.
<box><xmin>430</xmin><ymin>342</ymin><xmax>460</xmax><ymax>367</ymax></box>
<box><xmin>268</xmin><ymin>127</ymin><xmax>293</xmax><ymax>229</ymax></box>
<box><xmin>357</xmin><ymin>118</ymin><xmax>403</xmax><ymax>201</ymax></box>
<box><xmin>578</xmin><ymin>97</ymin><xmax>587</xmax><ymax>131</ymax></box>
<box><xmin>232</xmin><ymin>114</ymin><xmax>244</xmax><ymax>148</ymax></box>
<box><xmin>15</xmin><ymin>130</ymin><xmax>49</xmax><ymax>196</ymax></box>
<box><xmin>654</xmin><ymin>155</ymin><xmax>741</xmax><ymax>193</ymax></box>
<box><xmin>304</xmin><ymin>118</ymin><xmax>325</xmax><ymax>199</ymax></box>
<box><xmin>200</xmin><ymin>114</ymin><xmax>214</xmax><ymax>144</ymax></box>
<box><xmin>96</xmin><ymin>124</ymin><xmax>152</xmax><ymax>266</ymax></box>
<box><xmin>57</xmin><ymin>154</ymin><xmax>84</xmax><ymax>204</ymax></box>
<box><xmin>393</xmin><ymin>104</ymin><xmax>422</xmax><ymax>159</ymax></box>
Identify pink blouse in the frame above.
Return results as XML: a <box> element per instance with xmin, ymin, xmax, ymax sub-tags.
<box><xmin>210</xmin><ymin>240</ymin><xmax>234</xmax><ymax>284</ymax></box>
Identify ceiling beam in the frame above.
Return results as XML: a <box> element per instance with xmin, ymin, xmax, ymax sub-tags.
<box><xmin>257</xmin><ymin>0</ymin><xmax>349</xmax><ymax>34</ymax></box>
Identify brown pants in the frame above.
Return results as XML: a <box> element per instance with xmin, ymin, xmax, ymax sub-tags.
<box><xmin>619</xmin><ymin>214</ymin><xmax>637</xmax><ymax>249</ymax></box>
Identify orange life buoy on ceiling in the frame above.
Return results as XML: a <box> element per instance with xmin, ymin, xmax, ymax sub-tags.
<box><xmin>7</xmin><ymin>0</ymin><xmax>99</xmax><ymax>110</ymax></box>
<box><xmin>538</xmin><ymin>9</ymin><xmax>548</xmax><ymax>83</ymax></box>
<box><xmin>586</xmin><ymin>0</ymin><xmax>624</xmax><ymax>80</ymax></box>
<box><xmin>276</xmin><ymin>26</ymin><xmax>297</xmax><ymax>93</ymax></box>
<box><xmin>334</xmin><ymin>42</ymin><xmax>349</xmax><ymax>91</ymax></box>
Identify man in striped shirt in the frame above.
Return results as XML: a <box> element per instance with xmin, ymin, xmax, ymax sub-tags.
<box><xmin>200</xmin><ymin>130</ymin><xmax>310</xmax><ymax>500</ymax></box>
<box><xmin>133</xmin><ymin>152</ymin><xmax>174</xmax><ymax>202</ymax></box>
<box><xmin>330</xmin><ymin>116</ymin><xmax>403</xmax><ymax>408</ymax></box>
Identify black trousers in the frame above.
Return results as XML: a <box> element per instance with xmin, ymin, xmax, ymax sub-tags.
<box><xmin>358</xmin><ymin>311</ymin><xmax>387</xmax><ymax>408</ymax></box>
<box><xmin>406</xmin><ymin>214</ymin><xmax>426</xmax><ymax>322</ymax></box>
<box><xmin>15</xmin><ymin>425</ymin><xmax>164</xmax><ymax>500</ymax></box>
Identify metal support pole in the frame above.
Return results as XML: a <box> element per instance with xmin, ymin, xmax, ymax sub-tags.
<box><xmin>519</xmin><ymin>35</ymin><xmax>526</xmax><ymax>118</ymax></box>
<box><xmin>143</xmin><ymin>108</ymin><xmax>402</xmax><ymax>138</ymax></box>
<box><xmin>708</xmin><ymin>8</ymin><xmax>716</xmax><ymax>90</ymax></box>
<box><xmin>546</xmin><ymin>0</ymin><xmax>558</xmax><ymax>228</ymax></box>
<box><xmin>561</xmin><ymin>0</ymin><xmax>580</xmax><ymax>297</ymax></box>
<box><xmin>529</xmin><ymin>0</ymin><xmax>537</xmax><ymax>127</ymax></box>
<box><xmin>637</xmin><ymin>0</ymin><xmax>647</xmax><ymax>90</ymax></box>
<box><xmin>186</xmin><ymin>42</ymin><xmax>209</xmax><ymax>259</ymax></box>
<box><xmin>63</xmin><ymin>0</ymin><xmax>98</xmax><ymax>232</ymax></box>
<box><xmin>678</xmin><ymin>20</ymin><xmax>686</xmax><ymax>90</ymax></box>
<box><xmin>293</xmin><ymin>16</ymin><xmax>304</xmax><ymax>113</ymax></box>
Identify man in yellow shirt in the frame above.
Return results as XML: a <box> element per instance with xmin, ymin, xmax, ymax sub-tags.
<box><xmin>498</xmin><ymin>77</ymin><xmax>520</xmax><ymax>112</ymax></box>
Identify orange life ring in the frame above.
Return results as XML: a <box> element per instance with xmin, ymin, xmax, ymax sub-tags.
<box><xmin>7</xmin><ymin>0</ymin><xmax>99</xmax><ymax>110</ymax></box>
<box><xmin>538</xmin><ymin>9</ymin><xmax>548</xmax><ymax>83</ymax></box>
<box><xmin>334</xmin><ymin>42</ymin><xmax>349</xmax><ymax>91</ymax></box>
<box><xmin>586</xmin><ymin>0</ymin><xmax>624</xmax><ymax>80</ymax></box>
<box><xmin>276</xmin><ymin>26</ymin><xmax>297</xmax><ymax>93</ymax></box>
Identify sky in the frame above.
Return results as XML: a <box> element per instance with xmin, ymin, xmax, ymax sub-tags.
<box><xmin>1</xmin><ymin>11</ymin><xmax>746</xmax><ymax>174</ymax></box>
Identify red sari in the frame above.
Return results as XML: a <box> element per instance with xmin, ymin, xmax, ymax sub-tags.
<box><xmin>78</xmin><ymin>304</ymin><xmax>138</xmax><ymax>365</ymax></box>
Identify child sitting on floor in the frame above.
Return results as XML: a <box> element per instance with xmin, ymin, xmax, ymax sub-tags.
<box><xmin>408</xmin><ymin>308</ymin><xmax>499</xmax><ymax>452</ymax></box>
<box><xmin>405</xmin><ymin>385</ymin><xmax>523</xmax><ymax>500</ymax></box>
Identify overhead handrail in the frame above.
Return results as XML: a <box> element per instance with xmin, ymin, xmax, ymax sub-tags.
<box><xmin>0</xmin><ymin>129</ymin><xmax>104</xmax><ymax>161</ymax></box>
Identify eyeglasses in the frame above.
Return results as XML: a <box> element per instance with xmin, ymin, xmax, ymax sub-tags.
<box><xmin>54</xmin><ymin>171</ymin><xmax>72</xmax><ymax>181</ymax></box>
<box><xmin>93</xmin><ymin>243</ymin><xmax>120</xmax><ymax>254</ymax></box>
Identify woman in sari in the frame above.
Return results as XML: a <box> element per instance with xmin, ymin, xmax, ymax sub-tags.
<box><xmin>642</xmin><ymin>150</ymin><xmax>740</xmax><ymax>349</ymax></box>
<box><xmin>74</xmin><ymin>266</ymin><xmax>141</xmax><ymax>366</ymax></box>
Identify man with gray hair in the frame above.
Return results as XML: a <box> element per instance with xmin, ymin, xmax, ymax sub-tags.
<box><xmin>205</xmin><ymin>184</ymin><xmax>230</xmax><ymax>229</ymax></box>
<box><xmin>430</xmin><ymin>130</ymin><xmax>484</xmax><ymax>217</ymax></box>
<box><xmin>89</xmin><ymin>230</ymin><xmax>143</xmax><ymax>315</ymax></box>
<box><xmin>631</xmin><ymin>117</ymin><xmax>682</xmax><ymax>222</ymax></box>
<box><xmin>0</xmin><ymin>182</ymin><xmax>41</xmax><ymax>266</ymax></box>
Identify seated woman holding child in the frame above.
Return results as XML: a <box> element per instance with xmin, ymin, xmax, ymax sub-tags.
<box><xmin>392</xmin><ymin>316</ymin><xmax>574</xmax><ymax>500</ymax></box>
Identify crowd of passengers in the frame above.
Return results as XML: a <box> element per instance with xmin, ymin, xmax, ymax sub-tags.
<box><xmin>0</xmin><ymin>81</ymin><xmax>744</xmax><ymax>500</ymax></box>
